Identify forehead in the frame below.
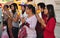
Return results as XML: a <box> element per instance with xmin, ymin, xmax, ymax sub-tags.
<box><xmin>10</xmin><ymin>5</ymin><xmax>14</xmax><ymax>8</ymax></box>
<box><xmin>11</xmin><ymin>5</ymin><xmax>14</xmax><ymax>7</ymax></box>
<box><xmin>3</xmin><ymin>6</ymin><xmax>7</xmax><ymax>9</ymax></box>
<box><xmin>45</xmin><ymin>5</ymin><xmax>47</xmax><ymax>8</ymax></box>
<box><xmin>26</xmin><ymin>6</ymin><xmax>28</xmax><ymax>9</ymax></box>
<box><xmin>38</xmin><ymin>5</ymin><xmax>41</xmax><ymax>7</ymax></box>
<box><xmin>45</xmin><ymin>7</ymin><xmax>47</xmax><ymax>9</ymax></box>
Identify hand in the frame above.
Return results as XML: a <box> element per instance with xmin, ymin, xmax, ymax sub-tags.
<box><xmin>41</xmin><ymin>19</ymin><xmax>46</xmax><ymax>27</ymax></box>
<box><xmin>36</xmin><ymin>14</ymin><xmax>42</xmax><ymax>22</ymax></box>
<box><xmin>2</xmin><ymin>10</ymin><xmax>6</xmax><ymax>14</ymax></box>
<box><xmin>35</xmin><ymin>13</ymin><xmax>38</xmax><ymax>16</ymax></box>
<box><xmin>2</xmin><ymin>27</ymin><xmax>4</xmax><ymax>31</ymax></box>
<box><xmin>21</xmin><ymin>18</ymin><xmax>26</xmax><ymax>24</ymax></box>
<box><xmin>2</xmin><ymin>26</ymin><xmax>6</xmax><ymax>31</ymax></box>
<box><xmin>2</xmin><ymin>10</ymin><xmax>8</xmax><ymax>16</ymax></box>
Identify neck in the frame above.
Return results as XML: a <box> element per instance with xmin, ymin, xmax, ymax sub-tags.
<box><xmin>41</xmin><ymin>9</ymin><xmax>44</xmax><ymax>12</ymax></box>
<box><xmin>28</xmin><ymin>12</ymin><xmax>34</xmax><ymax>18</ymax></box>
<box><xmin>22</xmin><ymin>10</ymin><xmax>25</xmax><ymax>14</ymax></box>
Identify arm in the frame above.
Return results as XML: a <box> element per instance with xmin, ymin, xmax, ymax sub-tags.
<box><xmin>7</xmin><ymin>11</ymin><xmax>13</xmax><ymax>20</ymax></box>
<box><xmin>36</xmin><ymin>14</ymin><xmax>43</xmax><ymax>24</ymax></box>
<box><xmin>3</xmin><ymin>10</ymin><xmax>13</xmax><ymax>20</ymax></box>
<box><xmin>41</xmin><ymin>18</ymin><xmax>56</xmax><ymax>33</ymax></box>
<box><xmin>13</xmin><ymin>13</ymin><xmax>19</xmax><ymax>22</ymax></box>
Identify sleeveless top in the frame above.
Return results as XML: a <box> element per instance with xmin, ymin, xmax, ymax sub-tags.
<box><xmin>12</xmin><ymin>12</ymin><xmax>19</xmax><ymax>28</ymax></box>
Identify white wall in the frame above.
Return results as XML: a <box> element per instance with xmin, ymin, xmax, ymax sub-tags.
<box><xmin>34</xmin><ymin>0</ymin><xmax>56</xmax><ymax>9</ymax></box>
<box><xmin>44</xmin><ymin>0</ymin><xmax>56</xmax><ymax>9</ymax></box>
<box><xmin>34</xmin><ymin>0</ymin><xmax>44</xmax><ymax>4</ymax></box>
<box><xmin>21</xmin><ymin>0</ymin><xmax>27</xmax><ymax>3</ymax></box>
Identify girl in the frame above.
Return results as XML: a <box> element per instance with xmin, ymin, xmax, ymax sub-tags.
<box><xmin>19</xmin><ymin>4</ymin><xmax>28</xmax><ymax>28</ymax></box>
<box><xmin>39</xmin><ymin>4</ymin><xmax>56</xmax><ymax>38</ymax></box>
<box><xmin>18</xmin><ymin>4</ymin><xmax>37</xmax><ymax>38</ymax></box>
<box><xmin>2</xmin><ymin>5</ymin><xmax>13</xmax><ymax>38</ymax></box>
<box><xmin>10</xmin><ymin>3</ymin><xmax>19</xmax><ymax>38</ymax></box>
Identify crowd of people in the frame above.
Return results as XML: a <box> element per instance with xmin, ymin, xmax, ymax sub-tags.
<box><xmin>1</xmin><ymin>2</ymin><xmax>56</xmax><ymax>38</ymax></box>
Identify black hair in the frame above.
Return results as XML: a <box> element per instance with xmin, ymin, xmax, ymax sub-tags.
<box><xmin>4</xmin><ymin>5</ymin><xmax>9</xmax><ymax>8</ymax></box>
<box><xmin>11</xmin><ymin>3</ymin><xmax>18</xmax><ymax>9</ymax></box>
<box><xmin>21</xmin><ymin>5</ymin><xmax>26</xmax><ymax>14</ymax></box>
<box><xmin>27</xmin><ymin>0</ymin><xmax>33</xmax><ymax>2</ymax></box>
<box><xmin>22</xmin><ymin>5</ymin><xmax>26</xmax><ymax>9</ymax></box>
<box><xmin>47</xmin><ymin>4</ymin><xmax>56</xmax><ymax>22</ymax></box>
<box><xmin>26</xmin><ymin>4</ymin><xmax>36</xmax><ymax>14</ymax></box>
<box><xmin>11</xmin><ymin>3</ymin><xmax>18</xmax><ymax>14</ymax></box>
<box><xmin>9</xmin><ymin>5</ymin><xmax>11</xmax><ymax>8</ymax></box>
<box><xmin>37</xmin><ymin>3</ymin><xmax>45</xmax><ymax>9</ymax></box>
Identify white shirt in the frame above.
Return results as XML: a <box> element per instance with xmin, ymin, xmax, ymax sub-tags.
<box><xmin>21</xmin><ymin>12</ymin><xmax>28</xmax><ymax>19</ymax></box>
<box><xmin>19</xmin><ymin>11</ymin><xmax>28</xmax><ymax>26</ymax></box>
<box><xmin>25</xmin><ymin>15</ymin><xmax>37</xmax><ymax>38</ymax></box>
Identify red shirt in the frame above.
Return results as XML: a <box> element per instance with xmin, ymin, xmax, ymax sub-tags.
<box><xmin>44</xmin><ymin>17</ymin><xmax>56</xmax><ymax>38</ymax></box>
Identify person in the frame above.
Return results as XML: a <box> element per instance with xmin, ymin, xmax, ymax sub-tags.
<box><xmin>2</xmin><ymin>5</ymin><xmax>13</xmax><ymax>38</ymax></box>
<box><xmin>35</xmin><ymin>3</ymin><xmax>45</xmax><ymax>38</ymax></box>
<box><xmin>18</xmin><ymin>4</ymin><xmax>37</xmax><ymax>38</ymax></box>
<box><xmin>0</xmin><ymin>4</ymin><xmax>2</xmax><ymax>23</ymax></box>
<box><xmin>39</xmin><ymin>4</ymin><xmax>56</xmax><ymax>38</ymax></box>
<box><xmin>9</xmin><ymin>5</ymin><xmax>12</xmax><ymax>12</ymax></box>
<box><xmin>21</xmin><ymin>4</ymin><xmax>28</xmax><ymax>18</ymax></box>
<box><xmin>10</xmin><ymin>3</ymin><xmax>19</xmax><ymax>38</ymax></box>
<box><xmin>2</xmin><ymin>5</ymin><xmax>9</xmax><ymax>28</ymax></box>
<box><xmin>0</xmin><ymin>4</ymin><xmax>2</xmax><ymax>37</ymax></box>
<box><xmin>19</xmin><ymin>4</ymin><xmax>28</xmax><ymax>27</ymax></box>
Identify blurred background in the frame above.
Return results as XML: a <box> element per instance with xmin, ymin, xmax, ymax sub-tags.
<box><xmin>0</xmin><ymin>0</ymin><xmax>60</xmax><ymax>38</ymax></box>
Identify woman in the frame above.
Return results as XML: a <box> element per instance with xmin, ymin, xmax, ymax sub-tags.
<box><xmin>21</xmin><ymin>4</ymin><xmax>28</xmax><ymax>18</ymax></box>
<box><xmin>2</xmin><ymin>5</ymin><xmax>13</xmax><ymax>38</ymax></box>
<box><xmin>39</xmin><ymin>4</ymin><xmax>56</xmax><ymax>38</ymax></box>
<box><xmin>25</xmin><ymin>5</ymin><xmax>37</xmax><ymax>38</ymax></box>
<box><xmin>10</xmin><ymin>3</ymin><xmax>19</xmax><ymax>38</ymax></box>
<box><xmin>18</xmin><ymin>4</ymin><xmax>37</xmax><ymax>38</ymax></box>
<box><xmin>19</xmin><ymin>4</ymin><xmax>28</xmax><ymax>28</ymax></box>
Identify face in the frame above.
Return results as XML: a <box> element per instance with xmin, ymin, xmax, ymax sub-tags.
<box><xmin>3</xmin><ymin>6</ymin><xmax>7</xmax><ymax>11</ymax></box>
<box><xmin>21</xmin><ymin>6</ymin><xmax>25</xmax><ymax>11</ymax></box>
<box><xmin>38</xmin><ymin>6</ymin><xmax>41</xmax><ymax>11</ymax></box>
<box><xmin>11</xmin><ymin>5</ymin><xmax>14</xmax><ymax>10</ymax></box>
<box><xmin>26</xmin><ymin>7</ymin><xmax>31</xmax><ymax>14</ymax></box>
<box><xmin>44</xmin><ymin>7</ymin><xmax>48</xmax><ymax>15</ymax></box>
<box><xmin>38</xmin><ymin>6</ymin><xmax>44</xmax><ymax>12</ymax></box>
